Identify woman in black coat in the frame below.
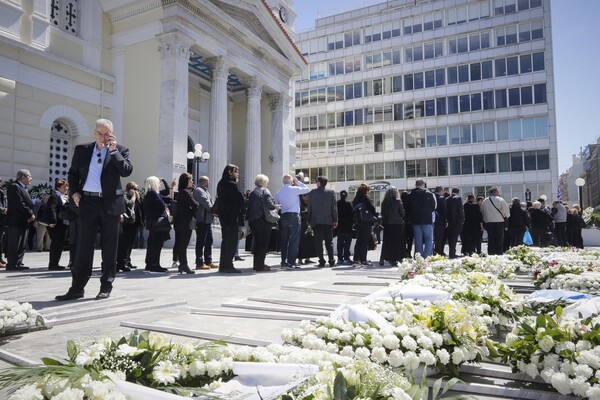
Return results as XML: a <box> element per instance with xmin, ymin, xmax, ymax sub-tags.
<box><xmin>379</xmin><ymin>186</ymin><xmax>405</xmax><ymax>266</ymax></box>
<box><xmin>461</xmin><ymin>194</ymin><xmax>483</xmax><ymax>255</ymax></box>
<box><xmin>530</xmin><ymin>201</ymin><xmax>552</xmax><ymax>247</ymax></box>
<box><xmin>143</xmin><ymin>176</ymin><xmax>173</xmax><ymax>273</ymax></box>
<box><xmin>567</xmin><ymin>205</ymin><xmax>585</xmax><ymax>248</ymax></box>
<box><xmin>172</xmin><ymin>173</ymin><xmax>199</xmax><ymax>274</ymax></box>
<box><xmin>352</xmin><ymin>183</ymin><xmax>377</xmax><ymax>266</ymax></box>
<box><xmin>117</xmin><ymin>181</ymin><xmax>144</xmax><ymax>272</ymax></box>
<box><xmin>507</xmin><ymin>198</ymin><xmax>530</xmax><ymax>247</ymax></box>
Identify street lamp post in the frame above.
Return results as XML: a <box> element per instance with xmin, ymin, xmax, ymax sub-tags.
<box><xmin>187</xmin><ymin>143</ymin><xmax>210</xmax><ymax>186</ymax></box>
<box><xmin>575</xmin><ymin>177</ymin><xmax>586</xmax><ymax>209</ymax></box>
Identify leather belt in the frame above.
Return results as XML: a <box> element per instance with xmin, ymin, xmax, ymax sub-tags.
<box><xmin>82</xmin><ymin>191</ymin><xmax>103</xmax><ymax>197</ymax></box>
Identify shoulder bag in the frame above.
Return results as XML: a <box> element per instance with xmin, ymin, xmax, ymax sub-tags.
<box><xmin>262</xmin><ymin>189</ymin><xmax>280</xmax><ymax>223</ymax></box>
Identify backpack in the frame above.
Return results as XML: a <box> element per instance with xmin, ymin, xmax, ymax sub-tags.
<box><xmin>353</xmin><ymin>203</ymin><xmax>377</xmax><ymax>224</ymax></box>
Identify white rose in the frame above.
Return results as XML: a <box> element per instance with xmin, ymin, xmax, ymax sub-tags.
<box><xmin>524</xmin><ymin>363</ymin><xmax>539</xmax><ymax>378</ymax></box>
<box><xmin>538</xmin><ymin>335</ymin><xmax>555</xmax><ymax>353</ymax></box>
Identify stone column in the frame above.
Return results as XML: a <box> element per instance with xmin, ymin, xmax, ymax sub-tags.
<box><xmin>244</xmin><ymin>78</ymin><xmax>262</xmax><ymax>192</ymax></box>
<box><xmin>157</xmin><ymin>32</ymin><xmax>194</xmax><ymax>181</ymax></box>
<box><xmin>269</xmin><ymin>93</ymin><xmax>293</xmax><ymax>194</ymax></box>
<box><xmin>207</xmin><ymin>57</ymin><xmax>229</xmax><ymax>196</ymax></box>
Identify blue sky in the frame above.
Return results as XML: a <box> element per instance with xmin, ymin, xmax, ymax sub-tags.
<box><xmin>292</xmin><ymin>0</ymin><xmax>600</xmax><ymax>174</ymax></box>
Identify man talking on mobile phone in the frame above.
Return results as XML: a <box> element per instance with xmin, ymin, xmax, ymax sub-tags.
<box><xmin>56</xmin><ymin>119</ymin><xmax>133</xmax><ymax>301</ymax></box>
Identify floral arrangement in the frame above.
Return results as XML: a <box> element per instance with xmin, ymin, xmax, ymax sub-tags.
<box><xmin>282</xmin><ymin>298</ymin><xmax>497</xmax><ymax>377</ymax></box>
<box><xmin>505</xmin><ymin>245</ymin><xmax>542</xmax><ymax>268</ymax></box>
<box><xmin>408</xmin><ymin>273</ymin><xmax>522</xmax><ymax>326</ymax></box>
<box><xmin>537</xmin><ymin>273</ymin><xmax>600</xmax><ymax>295</ymax></box>
<box><xmin>0</xmin><ymin>300</ymin><xmax>45</xmax><ymax>336</ymax></box>
<box><xmin>532</xmin><ymin>263</ymin><xmax>584</xmax><ymax>289</ymax></box>
<box><xmin>398</xmin><ymin>254</ymin><xmax>520</xmax><ymax>280</ymax></box>
<box><xmin>500</xmin><ymin>307</ymin><xmax>600</xmax><ymax>399</ymax></box>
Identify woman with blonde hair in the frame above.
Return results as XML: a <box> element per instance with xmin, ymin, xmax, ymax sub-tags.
<box><xmin>246</xmin><ymin>174</ymin><xmax>278</xmax><ymax>272</ymax></box>
<box><xmin>143</xmin><ymin>176</ymin><xmax>174</xmax><ymax>273</ymax></box>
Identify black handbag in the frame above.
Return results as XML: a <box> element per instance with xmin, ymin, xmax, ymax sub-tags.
<box><xmin>147</xmin><ymin>216</ymin><xmax>171</xmax><ymax>232</ymax></box>
<box><xmin>58</xmin><ymin>202</ymin><xmax>79</xmax><ymax>221</ymax></box>
<box><xmin>353</xmin><ymin>203</ymin><xmax>378</xmax><ymax>224</ymax></box>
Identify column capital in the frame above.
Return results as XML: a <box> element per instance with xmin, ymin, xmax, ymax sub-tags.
<box><xmin>158</xmin><ymin>32</ymin><xmax>194</xmax><ymax>61</ymax></box>
<box><xmin>244</xmin><ymin>77</ymin><xmax>263</xmax><ymax>99</ymax></box>
<box><xmin>206</xmin><ymin>56</ymin><xmax>230</xmax><ymax>80</ymax></box>
<box><xmin>268</xmin><ymin>93</ymin><xmax>293</xmax><ymax>112</ymax></box>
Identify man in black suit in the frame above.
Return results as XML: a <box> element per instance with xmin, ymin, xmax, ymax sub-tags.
<box><xmin>46</xmin><ymin>178</ymin><xmax>69</xmax><ymax>270</ymax></box>
<box><xmin>445</xmin><ymin>188</ymin><xmax>465</xmax><ymax>259</ymax></box>
<box><xmin>56</xmin><ymin>119</ymin><xmax>133</xmax><ymax>300</ymax></box>
<box><xmin>0</xmin><ymin>177</ymin><xmax>7</xmax><ymax>268</ymax></box>
<box><xmin>6</xmin><ymin>169</ymin><xmax>35</xmax><ymax>271</ymax></box>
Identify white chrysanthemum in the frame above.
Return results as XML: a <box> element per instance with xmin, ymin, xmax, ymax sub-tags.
<box><xmin>340</xmin><ymin>346</ymin><xmax>354</xmax><ymax>358</ymax></box>
<box><xmin>50</xmin><ymin>387</ymin><xmax>85</xmax><ymax>400</ymax></box>
<box><xmin>115</xmin><ymin>343</ymin><xmax>145</xmax><ymax>357</ymax></box>
<box><xmin>355</xmin><ymin>347</ymin><xmax>371</xmax><ymax>360</ymax></box>
<box><xmin>587</xmin><ymin>385</ymin><xmax>600</xmax><ymax>400</ymax></box>
<box><xmin>371</xmin><ymin>347</ymin><xmax>388</xmax><ymax>364</ymax></box>
<box><xmin>188</xmin><ymin>360</ymin><xmax>206</xmax><ymax>376</ymax></box>
<box><xmin>574</xmin><ymin>364</ymin><xmax>594</xmax><ymax>380</ymax></box>
<box><xmin>524</xmin><ymin>363</ymin><xmax>539</xmax><ymax>378</ymax></box>
<box><xmin>382</xmin><ymin>334</ymin><xmax>400</xmax><ymax>350</ymax></box>
<box><xmin>550</xmin><ymin>372</ymin><xmax>573</xmax><ymax>395</ymax></box>
<box><xmin>436</xmin><ymin>349</ymin><xmax>450</xmax><ymax>365</ymax></box>
<box><xmin>451</xmin><ymin>348</ymin><xmax>464</xmax><ymax>365</ymax></box>
<box><xmin>417</xmin><ymin>336</ymin><xmax>433</xmax><ymax>350</ymax></box>
<box><xmin>75</xmin><ymin>343</ymin><xmax>106</xmax><ymax>366</ymax></box>
<box><xmin>572</xmin><ymin>376</ymin><xmax>592</xmax><ymax>397</ymax></box>
<box><xmin>152</xmin><ymin>360</ymin><xmax>181</xmax><ymax>384</ymax></box>
<box><xmin>388</xmin><ymin>349</ymin><xmax>404</xmax><ymax>368</ymax></box>
<box><xmin>99</xmin><ymin>370</ymin><xmax>126</xmax><ymax>383</ymax></box>
<box><xmin>403</xmin><ymin>351</ymin><xmax>420</xmax><ymax>371</ymax></box>
<box><xmin>419</xmin><ymin>349</ymin><xmax>436</xmax><ymax>366</ymax></box>
<box><xmin>8</xmin><ymin>385</ymin><xmax>43</xmax><ymax>400</ymax></box>
<box><xmin>401</xmin><ymin>335</ymin><xmax>417</xmax><ymax>351</ymax></box>
<box><xmin>543</xmin><ymin>353</ymin><xmax>560</xmax><ymax>370</ymax></box>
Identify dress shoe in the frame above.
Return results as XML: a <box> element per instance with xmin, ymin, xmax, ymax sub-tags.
<box><xmin>196</xmin><ymin>264</ymin><xmax>211</xmax><ymax>270</ymax></box>
<box><xmin>6</xmin><ymin>265</ymin><xmax>29</xmax><ymax>271</ymax></box>
<box><xmin>219</xmin><ymin>267</ymin><xmax>242</xmax><ymax>273</ymax></box>
<box><xmin>206</xmin><ymin>263</ymin><xmax>219</xmax><ymax>269</ymax></box>
<box><xmin>49</xmin><ymin>265</ymin><xmax>67</xmax><ymax>271</ymax></box>
<box><xmin>234</xmin><ymin>256</ymin><xmax>244</xmax><ymax>261</ymax></box>
<box><xmin>254</xmin><ymin>265</ymin><xmax>271</xmax><ymax>272</ymax></box>
<box><xmin>95</xmin><ymin>291</ymin><xmax>110</xmax><ymax>300</ymax></box>
<box><xmin>127</xmin><ymin>264</ymin><xmax>138</xmax><ymax>270</ymax></box>
<box><xmin>55</xmin><ymin>291</ymin><xmax>84</xmax><ymax>301</ymax></box>
<box><xmin>117</xmin><ymin>266</ymin><xmax>131</xmax><ymax>272</ymax></box>
<box><xmin>178</xmin><ymin>265</ymin><xmax>195</xmax><ymax>274</ymax></box>
<box><xmin>145</xmin><ymin>265</ymin><xmax>169</xmax><ymax>273</ymax></box>
<box><xmin>0</xmin><ymin>261</ymin><xmax>6</xmax><ymax>268</ymax></box>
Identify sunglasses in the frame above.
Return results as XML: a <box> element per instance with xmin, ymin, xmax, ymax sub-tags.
<box><xmin>97</xmin><ymin>153</ymin><xmax>102</xmax><ymax>164</ymax></box>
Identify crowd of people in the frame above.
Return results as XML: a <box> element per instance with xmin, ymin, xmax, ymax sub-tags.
<box><xmin>0</xmin><ymin>118</ymin><xmax>590</xmax><ymax>300</ymax></box>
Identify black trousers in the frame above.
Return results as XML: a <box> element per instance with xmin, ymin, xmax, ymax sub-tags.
<box><xmin>117</xmin><ymin>223</ymin><xmax>138</xmax><ymax>267</ymax></box>
<box><xmin>7</xmin><ymin>225</ymin><xmax>28</xmax><ymax>268</ymax></box>
<box><xmin>433</xmin><ymin>224</ymin><xmax>446</xmax><ymax>255</ymax></box>
<box><xmin>145</xmin><ymin>230</ymin><xmax>167</xmax><ymax>267</ymax></box>
<box><xmin>195</xmin><ymin>222</ymin><xmax>214</xmax><ymax>265</ymax></box>
<box><xmin>354</xmin><ymin>222</ymin><xmax>372</xmax><ymax>263</ymax></box>
<box><xmin>174</xmin><ymin>228</ymin><xmax>193</xmax><ymax>268</ymax></box>
<box><xmin>446</xmin><ymin>223</ymin><xmax>463</xmax><ymax>258</ymax></box>
<box><xmin>48</xmin><ymin>223</ymin><xmax>67</xmax><ymax>267</ymax></box>
<box><xmin>554</xmin><ymin>222</ymin><xmax>567</xmax><ymax>246</ymax></box>
<box><xmin>249</xmin><ymin>219</ymin><xmax>272</xmax><ymax>269</ymax></box>
<box><xmin>219</xmin><ymin>225</ymin><xmax>238</xmax><ymax>271</ymax></box>
<box><xmin>313</xmin><ymin>224</ymin><xmax>334</xmax><ymax>264</ymax></box>
<box><xmin>70</xmin><ymin>196</ymin><xmax>119</xmax><ymax>294</ymax></box>
<box><xmin>486</xmin><ymin>222</ymin><xmax>505</xmax><ymax>255</ymax></box>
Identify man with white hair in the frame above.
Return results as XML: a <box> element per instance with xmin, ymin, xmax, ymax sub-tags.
<box><xmin>275</xmin><ymin>174</ymin><xmax>310</xmax><ymax>269</ymax></box>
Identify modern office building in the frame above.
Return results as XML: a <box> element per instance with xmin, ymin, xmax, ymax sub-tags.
<box><xmin>0</xmin><ymin>0</ymin><xmax>304</xmax><ymax>193</ymax></box>
<box><xmin>294</xmin><ymin>0</ymin><xmax>557</xmax><ymax>206</ymax></box>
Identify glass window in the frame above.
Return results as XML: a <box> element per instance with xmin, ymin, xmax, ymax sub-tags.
<box><xmin>365</xmin><ymin>107</ymin><xmax>373</xmax><ymax>124</ymax></box>
<box><xmin>457</xmin><ymin>6</ymin><xmax>468</xmax><ymax>23</ymax></box>
<box><xmin>535</xmin><ymin>116</ymin><xmax>548</xmax><ymax>137</ymax></box>
<box><xmin>414</xmin><ymin>101</ymin><xmax>424</xmax><ymax>118</ymax></box>
<box><xmin>394</xmin><ymin>103</ymin><xmax>403</xmax><ymax>121</ymax></box>
<box><xmin>326</xmin><ymin>87</ymin><xmax>336</xmax><ymax>102</ymax></box>
<box><xmin>435</xmin><ymin>68</ymin><xmax>446</xmax><ymax>86</ymax></box>
<box><xmin>434</xmin><ymin>11</ymin><xmax>443</xmax><ymax>28</ymax></box>
<box><xmin>426</xmin><ymin>128</ymin><xmax>437</xmax><ymax>147</ymax></box>
<box><xmin>511</xmin><ymin>152</ymin><xmax>523</xmax><ymax>172</ymax></box>
<box><xmin>383</xmin><ymin>23</ymin><xmax>392</xmax><ymax>40</ymax></box>
<box><xmin>521</xmin><ymin>86</ymin><xmax>533</xmax><ymax>105</ymax></box>
<box><xmin>438</xmin><ymin>158</ymin><xmax>448</xmax><ymax>176</ymax></box>
<box><xmin>424</xmin><ymin>42</ymin><xmax>434</xmax><ymax>59</ymax></box>
<box><xmin>495</xmin><ymin>58</ymin><xmax>506</xmax><ymax>77</ymax></box>
<box><xmin>345</xmin><ymin>111</ymin><xmax>354</xmax><ymax>126</ymax></box>
<box><xmin>383</xmin><ymin>134</ymin><xmax>394</xmax><ymax>151</ymax></box>
<box><xmin>522</xmin><ymin>117</ymin><xmax>535</xmax><ymax>138</ymax></box>
<box><xmin>449</xmin><ymin>125</ymin><xmax>460</xmax><ymax>145</ymax></box>
<box><xmin>497</xmin><ymin>120</ymin><xmax>509</xmax><ymax>140</ymax></box>
<box><xmin>405</xmin><ymin>130</ymin><xmax>416</xmax><ymax>149</ymax></box>
<box><xmin>425</xmin><ymin>99</ymin><xmax>436</xmax><ymax>116</ymax></box>
<box><xmin>470</xmin><ymin>34</ymin><xmax>480</xmax><ymax>51</ymax></box>
<box><xmin>404</xmin><ymin>47</ymin><xmax>413</xmax><ymax>62</ymax></box>
<box><xmin>394</xmin><ymin>160</ymin><xmax>405</xmax><ymax>178</ymax></box>
<box><xmin>345</xmin><ymin>84</ymin><xmax>354</xmax><ymax>100</ymax></box>
<box><xmin>365</xmin><ymin>54</ymin><xmax>373</xmax><ymax>70</ymax></box>
<box><xmin>404</xmin><ymin>103</ymin><xmax>414</xmax><ymax>120</ymax></box>
<box><xmin>461</xmin><ymin>125</ymin><xmax>472</xmax><ymax>143</ymax></box>
<box><xmin>374</xmin><ymin>134</ymin><xmax>384</xmax><ymax>152</ymax></box>
<box><xmin>457</xmin><ymin>36</ymin><xmax>468</xmax><ymax>53</ymax></box>
<box><xmin>518</xmin><ymin>0</ymin><xmax>529</xmax><ymax>11</ymax></box>
<box><xmin>473</xmin><ymin>154</ymin><xmax>485</xmax><ymax>174</ymax></box>
<box><xmin>364</xmin><ymin>26</ymin><xmax>373</xmax><ymax>43</ymax></box>
<box><xmin>414</xmin><ymin>72</ymin><xmax>424</xmax><ymax>90</ymax></box>
<box><xmin>424</xmin><ymin>13</ymin><xmax>434</xmax><ymax>31</ymax></box>
<box><xmin>374</xmin><ymin>106</ymin><xmax>384</xmax><ymax>123</ymax></box>
<box><xmin>414</xmin><ymin>45</ymin><xmax>423</xmax><ymax>61</ymax></box>
<box><xmin>472</xmin><ymin>123</ymin><xmax>484</xmax><ymax>142</ymax></box>
<box><xmin>482</xmin><ymin>61</ymin><xmax>493</xmax><ymax>79</ymax></box>
<box><xmin>499</xmin><ymin>153</ymin><xmax>510</xmax><ymax>172</ymax></box>
<box><xmin>481</xmin><ymin>31</ymin><xmax>490</xmax><ymax>49</ymax></box>
<box><xmin>471</xmin><ymin>93</ymin><xmax>482</xmax><ymax>111</ymax></box>
<box><xmin>448</xmin><ymin>66</ymin><xmax>458</xmax><ymax>84</ymax></box>
<box><xmin>437</xmin><ymin>127</ymin><xmax>448</xmax><ymax>145</ymax></box>
<box><xmin>392</xmin><ymin>49</ymin><xmax>401</xmax><ymax>65</ymax></box>
<box><xmin>458</xmin><ymin>65</ymin><xmax>469</xmax><ymax>82</ymax></box>
<box><xmin>354</xmin><ymin>82</ymin><xmax>362</xmax><ymax>99</ymax></box>
<box><xmin>336</xmin><ymin>85</ymin><xmax>344</xmax><ymax>101</ymax></box>
<box><xmin>318</xmin><ymin>113</ymin><xmax>327</xmax><ymax>129</ymax></box>
<box><xmin>413</xmin><ymin>17</ymin><xmax>423</xmax><ymax>33</ymax></box>
<box><xmin>520</xmin><ymin>54</ymin><xmax>532</xmax><ymax>73</ymax></box>
<box><xmin>531</xmin><ymin>21</ymin><xmax>543</xmax><ymax>40</ymax></box>
<box><xmin>335</xmin><ymin>33</ymin><xmax>344</xmax><ymax>49</ymax></box>
<box><xmin>537</xmin><ymin>149</ymin><xmax>549</xmax><ymax>169</ymax></box>
<box><xmin>392</xmin><ymin>21</ymin><xmax>401</xmax><ymax>37</ymax></box>
<box><xmin>460</xmin><ymin>95</ymin><xmax>471</xmax><ymax>113</ymax></box>
<box><xmin>403</xmin><ymin>19</ymin><xmax>412</xmax><ymax>35</ymax></box>
<box><xmin>461</xmin><ymin>156</ymin><xmax>472</xmax><ymax>174</ymax></box>
<box><xmin>373</xmin><ymin>79</ymin><xmax>383</xmax><ymax>96</ymax></box>
<box><xmin>519</xmin><ymin>23</ymin><xmax>531</xmax><ymax>42</ymax></box>
<box><xmin>448</xmin><ymin>96</ymin><xmax>459</xmax><ymax>114</ymax></box>
<box><xmin>353</xmin><ymin>30</ymin><xmax>361</xmax><ymax>45</ymax></box>
<box><xmin>484</xmin><ymin>122</ymin><xmax>495</xmax><ymax>141</ymax></box>
<box><xmin>495</xmin><ymin>89</ymin><xmax>507</xmax><ymax>108</ymax></box>
<box><xmin>509</xmin><ymin>87</ymin><xmax>521</xmax><ymax>106</ymax></box>
<box><xmin>384</xmin><ymin>105</ymin><xmax>393</xmax><ymax>122</ymax></box>
<box><xmin>393</xmin><ymin>76</ymin><xmax>402</xmax><ymax>92</ymax></box>
<box><xmin>447</xmin><ymin>8</ymin><xmax>457</xmax><ymax>25</ymax></box>
<box><xmin>364</xmin><ymin>81</ymin><xmax>373</xmax><ymax>97</ymax></box>
<box><xmin>483</xmin><ymin>91</ymin><xmax>494</xmax><ymax>109</ymax></box>
<box><xmin>336</xmin><ymin>112</ymin><xmax>344</xmax><ymax>127</ymax></box>
<box><xmin>450</xmin><ymin>157</ymin><xmax>461</xmax><ymax>175</ymax></box>
<box><xmin>354</xmin><ymin>109</ymin><xmax>364</xmax><ymax>126</ymax></box>
<box><xmin>345</xmin><ymin>32</ymin><xmax>353</xmax><ymax>48</ymax></box>
<box><xmin>404</xmin><ymin>74</ymin><xmax>414</xmax><ymax>91</ymax></box>
<box><xmin>485</xmin><ymin>154</ymin><xmax>497</xmax><ymax>173</ymax></box>
<box><xmin>406</xmin><ymin>160</ymin><xmax>416</xmax><ymax>178</ymax></box>
<box><xmin>506</xmin><ymin>25</ymin><xmax>517</xmax><ymax>44</ymax></box>
<box><xmin>425</xmin><ymin>70</ymin><xmax>435</xmax><ymax>88</ymax></box>
<box><xmin>533</xmin><ymin>52</ymin><xmax>545</xmax><ymax>71</ymax></box>
<box><xmin>345</xmin><ymin>58</ymin><xmax>354</xmax><ymax>73</ymax></box>
<box><xmin>427</xmin><ymin>158</ymin><xmax>438</xmax><ymax>177</ymax></box>
<box><xmin>471</xmin><ymin>63</ymin><xmax>481</xmax><ymax>81</ymax></box>
<box><xmin>355</xmin><ymin>164</ymin><xmax>365</xmax><ymax>180</ymax></box>
<box><xmin>534</xmin><ymin>84</ymin><xmax>547</xmax><ymax>103</ymax></box>
<box><xmin>436</xmin><ymin>98</ymin><xmax>447</xmax><ymax>115</ymax></box>
<box><xmin>383</xmin><ymin>51</ymin><xmax>392</xmax><ymax>67</ymax></box>
<box><xmin>448</xmin><ymin>38</ymin><xmax>457</xmax><ymax>54</ymax></box>
<box><xmin>496</xmin><ymin>28</ymin><xmax>505</xmax><ymax>46</ymax></box>
<box><xmin>394</xmin><ymin>131</ymin><xmax>404</xmax><ymax>149</ymax></box>
<box><xmin>507</xmin><ymin>57</ymin><xmax>519</xmax><ymax>75</ymax></box>
<box><xmin>509</xmin><ymin>119</ymin><xmax>521</xmax><ymax>139</ymax></box>
<box><xmin>531</xmin><ymin>0</ymin><xmax>542</xmax><ymax>8</ymax></box>
<box><xmin>435</xmin><ymin>41</ymin><xmax>444</xmax><ymax>57</ymax></box>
